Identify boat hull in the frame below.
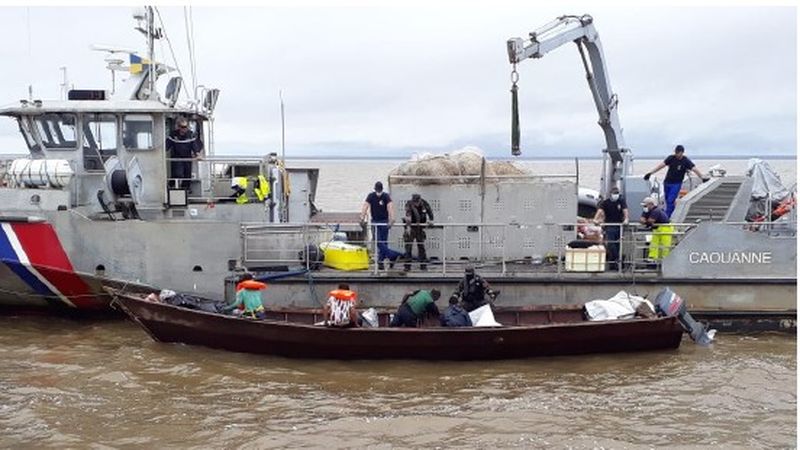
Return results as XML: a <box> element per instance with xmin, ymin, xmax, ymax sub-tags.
<box><xmin>113</xmin><ymin>293</ymin><xmax>684</xmax><ymax>360</ymax></box>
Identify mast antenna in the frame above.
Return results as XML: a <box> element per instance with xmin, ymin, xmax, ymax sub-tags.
<box><xmin>280</xmin><ymin>90</ymin><xmax>286</xmax><ymax>161</ymax></box>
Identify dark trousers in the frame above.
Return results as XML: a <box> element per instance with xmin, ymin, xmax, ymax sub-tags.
<box><xmin>604</xmin><ymin>225</ymin><xmax>622</xmax><ymax>268</ymax></box>
<box><xmin>404</xmin><ymin>226</ymin><xmax>427</xmax><ymax>269</ymax></box>
<box><xmin>171</xmin><ymin>160</ymin><xmax>192</xmax><ymax>189</ymax></box>
<box><xmin>390</xmin><ymin>304</ymin><xmax>418</xmax><ymax>327</ymax></box>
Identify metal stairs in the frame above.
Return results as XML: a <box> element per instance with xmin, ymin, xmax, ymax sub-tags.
<box><xmin>679</xmin><ymin>179</ymin><xmax>744</xmax><ymax>222</ymax></box>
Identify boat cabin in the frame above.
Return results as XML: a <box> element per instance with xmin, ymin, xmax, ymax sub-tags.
<box><xmin>0</xmin><ymin>82</ymin><xmax>318</xmax><ymax>223</ymax></box>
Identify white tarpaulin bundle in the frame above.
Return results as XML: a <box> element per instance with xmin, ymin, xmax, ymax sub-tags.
<box><xmin>468</xmin><ymin>304</ymin><xmax>502</xmax><ymax>327</ymax></box>
<box><xmin>584</xmin><ymin>291</ymin><xmax>655</xmax><ymax>321</ymax></box>
<box><xmin>746</xmin><ymin>158</ymin><xmax>790</xmax><ymax>202</ymax></box>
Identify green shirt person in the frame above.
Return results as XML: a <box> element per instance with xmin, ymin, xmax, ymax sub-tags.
<box><xmin>389</xmin><ymin>289</ymin><xmax>441</xmax><ymax>327</ymax></box>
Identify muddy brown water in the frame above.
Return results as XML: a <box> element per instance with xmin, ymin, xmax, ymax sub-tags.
<box><xmin>0</xmin><ymin>317</ymin><xmax>794</xmax><ymax>448</ymax></box>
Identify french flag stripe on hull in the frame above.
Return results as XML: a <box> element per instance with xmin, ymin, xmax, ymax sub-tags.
<box><xmin>0</xmin><ymin>223</ymin><xmax>59</xmax><ymax>302</ymax></box>
<box><xmin>11</xmin><ymin>223</ymin><xmax>96</xmax><ymax>308</ymax></box>
<box><xmin>0</xmin><ymin>223</ymin><xmax>85</xmax><ymax>308</ymax></box>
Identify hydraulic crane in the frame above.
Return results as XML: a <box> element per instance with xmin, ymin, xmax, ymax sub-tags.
<box><xmin>507</xmin><ymin>14</ymin><xmax>632</xmax><ymax>197</ymax></box>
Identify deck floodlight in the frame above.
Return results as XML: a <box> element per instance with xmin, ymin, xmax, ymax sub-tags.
<box><xmin>165</xmin><ymin>77</ymin><xmax>182</xmax><ymax>107</ymax></box>
<box><xmin>203</xmin><ymin>89</ymin><xmax>220</xmax><ymax>114</ymax></box>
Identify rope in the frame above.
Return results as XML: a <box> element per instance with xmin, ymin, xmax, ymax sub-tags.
<box><xmin>305</xmin><ymin>271</ymin><xmax>323</xmax><ymax>308</ymax></box>
<box><xmin>183</xmin><ymin>6</ymin><xmax>198</xmax><ymax>94</ymax></box>
<box><xmin>0</xmin><ymin>285</ymin><xmax>107</xmax><ymax>300</ymax></box>
<box><xmin>153</xmin><ymin>7</ymin><xmax>190</xmax><ymax>101</ymax></box>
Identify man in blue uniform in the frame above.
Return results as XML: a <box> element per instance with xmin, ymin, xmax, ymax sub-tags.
<box><xmin>361</xmin><ymin>181</ymin><xmax>404</xmax><ymax>270</ymax></box>
<box><xmin>643</xmin><ymin>145</ymin><xmax>708</xmax><ymax>218</ymax></box>
<box><xmin>166</xmin><ymin>117</ymin><xmax>203</xmax><ymax>189</ymax></box>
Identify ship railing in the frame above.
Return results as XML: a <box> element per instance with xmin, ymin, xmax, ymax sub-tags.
<box><xmin>165</xmin><ymin>156</ymin><xmax>268</xmax><ymax>201</ymax></box>
<box><xmin>239</xmin><ymin>218</ymin><xmax>795</xmax><ymax>277</ymax></box>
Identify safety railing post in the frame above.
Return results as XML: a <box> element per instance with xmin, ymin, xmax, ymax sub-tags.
<box><xmin>241</xmin><ymin>224</ymin><xmax>247</xmax><ymax>268</ymax></box>
<box><xmin>372</xmin><ymin>223</ymin><xmax>378</xmax><ymax>275</ymax></box>
<box><xmin>618</xmin><ymin>223</ymin><xmax>623</xmax><ymax>275</ymax></box>
<box><xmin>304</xmin><ymin>225</ymin><xmax>310</xmax><ymax>271</ymax></box>
<box><xmin>557</xmin><ymin>236</ymin><xmax>563</xmax><ymax>277</ymax></box>
<box><xmin>442</xmin><ymin>225</ymin><xmax>447</xmax><ymax>275</ymax></box>
<box><xmin>501</xmin><ymin>224</ymin><xmax>507</xmax><ymax>275</ymax></box>
<box><xmin>478</xmin><ymin>223</ymin><xmax>483</xmax><ymax>261</ymax></box>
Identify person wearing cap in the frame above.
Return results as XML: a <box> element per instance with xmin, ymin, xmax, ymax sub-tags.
<box><xmin>166</xmin><ymin>117</ymin><xmax>203</xmax><ymax>189</ymax></box>
<box><xmin>402</xmin><ymin>193</ymin><xmax>434</xmax><ymax>271</ymax></box>
<box><xmin>594</xmin><ymin>186</ymin><xmax>629</xmax><ymax>270</ymax></box>
<box><xmin>639</xmin><ymin>197</ymin><xmax>673</xmax><ymax>261</ymax></box>
<box><xmin>643</xmin><ymin>145</ymin><xmax>709</xmax><ymax>218</ymax></box>
<box><xmin>451</xmin><ymin>266</ymin><xmax>497</xmax><ymax>312</ymax></box>
<box><xmin>361</xmin><ymin>181</ymin><xmax>404</xmax><ymax>270</ymax></box>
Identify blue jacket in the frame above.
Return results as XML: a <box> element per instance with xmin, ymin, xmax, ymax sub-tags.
<box><xmin>440</xmin><ymin>304</ymin><xmax>472</xmax><ymax>327</ymax></box>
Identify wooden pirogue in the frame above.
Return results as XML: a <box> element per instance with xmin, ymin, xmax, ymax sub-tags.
<box><xmin>108</xmin><ymin>289</ymin><xmax>684</xmax><ymax>360</ymax></box>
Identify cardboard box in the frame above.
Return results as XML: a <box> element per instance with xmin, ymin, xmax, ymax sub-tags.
<box><xmin>565</xmin><ymin>247</ymin><xmax>606</xmax><ymax>272</ymax></box>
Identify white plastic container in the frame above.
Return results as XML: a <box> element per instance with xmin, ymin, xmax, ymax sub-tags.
<box><xmin>565</xmin><ymin>247</ymin><xmax>606</xmax><ymax>272</ymax></box>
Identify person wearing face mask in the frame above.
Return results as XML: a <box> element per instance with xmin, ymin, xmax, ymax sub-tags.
<box><xmin>639</xmin><ymin>197</ymin><xmax>673</xmax><ymax>261</ymax></box>
<box><xmin>643</xmin><ymin>145</ymin><xmax>709</xmax><ymax>218</ymax></box>
<box><xmin>450</xmin><ymin>266</ymin><xmax>497</xmax><ymax>312</ymax></box>
<box><xmin>361</xmin><ymin>181</ymin><xmax>405</xmax><ymax>270</ymax></box>
<box><xmin>594</xmin><ymin>186</ymin><xmax>629</xmax><ymax>270</ymax></box>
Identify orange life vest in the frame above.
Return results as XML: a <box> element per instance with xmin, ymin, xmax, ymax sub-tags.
<box><xmin>327</xmin><ymin>289</ymin><xmax>357</xmax><ymax>302</ymax></box>
<box><xmin>237</xmin><ymin>280</ymin><xmax>268</xmax><ymax>291</ymax></box>
<box><xmin>773</xmin><ymin>196</ymin><xmax>796</xmax><ymax>219</ymax></box>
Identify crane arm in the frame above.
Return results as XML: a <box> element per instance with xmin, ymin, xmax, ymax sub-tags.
<box><xmin>507</xmin><ymin>14</ymin><xmax>632</xmax><ymax>197</ymax></box>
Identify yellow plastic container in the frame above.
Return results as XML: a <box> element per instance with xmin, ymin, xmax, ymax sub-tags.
<box><xmin>565</xmin><ymin>247</ymin><xmax>606</xmax><ymax>272</ymax></box>
<box><xmin>319</xmin><ymin>241</ymin><xmax>369</xmax><ymax>271</ymax></box>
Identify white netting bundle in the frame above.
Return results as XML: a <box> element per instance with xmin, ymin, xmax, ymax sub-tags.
<box><xmin>390</xmin><ymin>147</ymin><xmax>528</xmax><ymax>185</ymax></box>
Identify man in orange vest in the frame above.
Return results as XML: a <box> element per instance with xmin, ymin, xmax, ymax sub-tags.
<box><xmin>323</xmin><ymin>283</ymin><xmax>359</xmax><ymax>327</ymax></box>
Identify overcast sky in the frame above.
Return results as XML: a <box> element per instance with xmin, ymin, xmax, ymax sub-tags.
<box><xmin>0</xmin><ymin>5</ymin><xmax>795</xmax><ymax>158</ymax></box>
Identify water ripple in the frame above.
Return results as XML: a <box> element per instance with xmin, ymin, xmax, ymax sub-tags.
<box><xmin>0</xmin><ymin>319</ymin><xmax>794</xmax><ymax>448</ymax></box>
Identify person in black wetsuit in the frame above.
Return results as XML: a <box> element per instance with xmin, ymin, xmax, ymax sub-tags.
<box><xmin>450</xmin><ymin>266</ymin><xmax>497</xmax><ymax>312</ymax></box>
<box><xmin>403</xmin><ymin>193</ymin><xmax>434</xmax><ymax>271</ymax></box>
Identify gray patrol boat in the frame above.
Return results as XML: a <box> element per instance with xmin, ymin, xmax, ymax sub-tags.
<box><xmin>0</xmin><ymin>11</ymin><xmax>794</xmax><ymax>332</ymax></box>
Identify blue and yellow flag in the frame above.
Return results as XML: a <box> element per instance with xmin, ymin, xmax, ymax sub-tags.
<box><xmin>129</xmin><ymin>54</ymin><xmax>151</xmax><ymax>74</ymax></box>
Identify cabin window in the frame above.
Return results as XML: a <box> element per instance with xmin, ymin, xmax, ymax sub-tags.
<box><xmin>17</xmin><ymin>117</ymin><xmax>41</xmax><ymax>152</ymax></box>
<box><xmin>123</xmin><ymin>114</ymin><xmax>154</xmax><ymax>150</ymax></box>
<box><xmin>83</xmin><ymin>114</ymin><xmax>118</xmax><ymax>171</ymax></box>
<box><xmin>33</xmin><ymin>114</ymin><xmax>78</xmax><ymax>150</ymax></box>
